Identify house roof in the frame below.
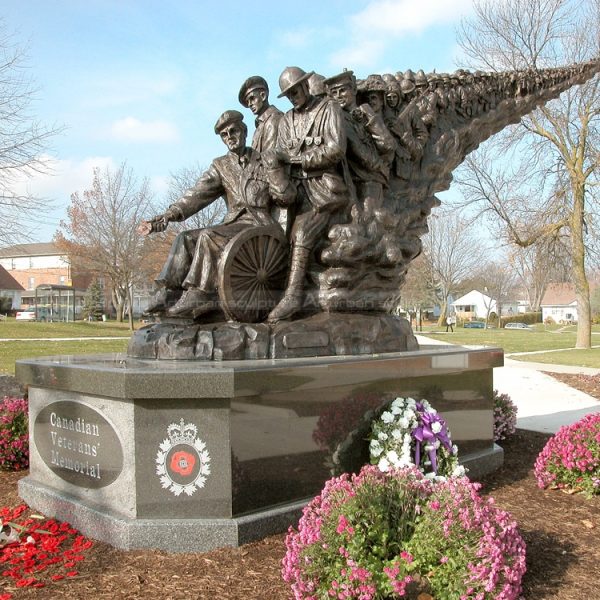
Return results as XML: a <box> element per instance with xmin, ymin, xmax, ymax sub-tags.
<box><xmin>540</xmin><ymin>283</ymin><xmax>577</xmax><ymax>307</ymax></box>
<box><xmin>0</xmin><ymin>266</ymin><xmax>25</xmax><ymax>291</ymax></box>
<box><xmin>0</xmin><ymin>242</ymin><xmax>63</xmax><ymax>259</ymax></box>
<box><xmin>452</xmin><ymin>290</ymin><xmax>493</xmax><ymax>305</ymax></box>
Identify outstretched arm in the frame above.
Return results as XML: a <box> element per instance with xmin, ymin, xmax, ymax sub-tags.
<box><xmin>145</xmin><ymin>163</ymin><xmax>224</xmax><ymax>233</ymax></box>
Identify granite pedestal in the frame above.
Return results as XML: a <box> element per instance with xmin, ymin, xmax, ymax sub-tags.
<box><xmin>16</xmin><ymin>345</ymin><xmax>503</xmax><ymax>552</ymax></box>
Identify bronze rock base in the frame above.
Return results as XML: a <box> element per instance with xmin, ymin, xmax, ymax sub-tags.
<box><xmin>127</xmin><ymin>312</ymin><xmax>418</xmax><ymax>360</ymax></box>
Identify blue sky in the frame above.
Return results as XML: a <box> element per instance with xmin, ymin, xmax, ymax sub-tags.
<box><xmin>3</xmin><ymin>0</ymin><xmax>476</xmax><ymax>242</ymax></box>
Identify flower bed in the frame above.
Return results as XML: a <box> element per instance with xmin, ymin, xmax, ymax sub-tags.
<box><xmin>534</xmin><ymin>412</ymin><xmax>600</xmax><ymax>497</ymax></box>
<box><xmin>282</xmin><ymin>465</ymin><xmax>526</xmax><ymax>600</ymax></box>
<box><xmin>0</xmin><ymin>504</ymin><xmax>94</xmax><ymax>598</ymax></box>
<box><xmin>0</xmin><ymin>397</ymin><xmax>28</xmax><ymax>471</ymax></box>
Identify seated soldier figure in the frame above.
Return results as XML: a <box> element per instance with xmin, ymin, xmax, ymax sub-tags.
<box><xmin>145</xmin><ymin>110</ymin><xmax>293</xmax><ymax>319</ymax></box>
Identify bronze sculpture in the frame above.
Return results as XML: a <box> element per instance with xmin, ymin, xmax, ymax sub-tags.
<box><xmin>143</xmin><ymin>109</ymin><xmax>293</xmax><ymax>321</ymax></box>
<box><xmin>132</xmin><ymin>60</ymin><xmax>600</xmax><ymax>360</ymax></box>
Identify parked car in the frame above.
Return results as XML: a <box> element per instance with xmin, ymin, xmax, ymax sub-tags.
<box><xmin>504</xmin><ymin>322</ymin><xmax>532</xmax><ymax>330</ymax></box>
<box><xmin>464</xmin><ymin>321</ymin><xmax>485</xmax><ymax>329</ymax></box>
<box><xmin>15</xmin><ymin>307</ymin><xmax>49</xmax><ymax>321</ymax></box>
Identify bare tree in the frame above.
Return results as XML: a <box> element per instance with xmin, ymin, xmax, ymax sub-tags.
<box><xmin>508</xmin><ymin>238</ymin><xmax>571</xmax><ymax>311</ymax></box>
<box><xmin>165</xmin><ymin>163</ymin><xmax>226</xmax><ymax>231</ymax></box>
<box><xmin>477</xmin><ymin>261</ymin><xmax>518</xmax><ymax>324</ymax></box>
<box><xmin>0</xmin><ymin>21</ymin><xmax>62</xmax><ymax>246</ymax></box>
<box><xmin>55</xmin><ymin>164</ymin><xmax>154</xmax><ymax>329</ymax></box>
<box><xmin>423</xmin><ymin>211</ymin><xmax>484</xmax><ymax>325</ymax></box>
<box><xmin>456</xmin><ymin>0</ymin><xmax>600</xmax><ymax>348</ymax></box>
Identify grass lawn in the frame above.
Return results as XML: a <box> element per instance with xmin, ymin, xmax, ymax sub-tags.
<box><xmin>0</xmin><ymin>318</ymin><xmax>134</xmax><ymax>339</ymax></box>
<box><xmin>420</xmin><ymin>328</ymin><xmax>579</xmax><ymax>353</ymax></box>
<box><xmin>419</xmin><ymin>325</ymin><xmax>595</xmax><ymax>353</ymax></box>
<box><xmin>511</xmin><ymin>348</ymin><xmax>600</xmax><ymax>368</ymax></box>
<box><xmin>0</xmin><ymin>338</ymin><xmax>130</xmax><ymax>375</ymax></box>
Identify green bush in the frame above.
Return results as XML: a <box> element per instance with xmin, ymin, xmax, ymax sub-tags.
<box><xmin>500</xmin><ymin>312</ymin><xmax>541</xmax><ymax>327</ymax></box>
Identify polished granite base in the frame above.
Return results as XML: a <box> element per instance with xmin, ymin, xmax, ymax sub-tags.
<box><xmin>16</xmin><ymin>345</ymin><xmax>503</xmax><ymax>552</ymax></box>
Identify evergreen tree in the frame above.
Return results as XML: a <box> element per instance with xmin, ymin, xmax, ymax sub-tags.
<box><xmin>82</xmin><ymin>280</ymin><xmax>104</xmax><ymax>321</ymax></box>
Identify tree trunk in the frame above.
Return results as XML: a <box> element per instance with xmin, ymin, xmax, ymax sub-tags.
<box><xmin>128</xmin><ymin>285</ymin><xmax>134</xmax><ymax>331</ymax></box>
<box><xmin>571</xmin><ymin>183</ymin><xmax>591</xmax><ymax>349</ymax></box>
<box><xmin>437</xmin><ymin>299</ymin><xmax>448</xmax><ymax>327</ymax></box>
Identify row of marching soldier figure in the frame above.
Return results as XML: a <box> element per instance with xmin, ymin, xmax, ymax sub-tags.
<box><xmin>144</xmin><ymin>66</ymin><xmax>420</xmax><ymax>323</ymax></box>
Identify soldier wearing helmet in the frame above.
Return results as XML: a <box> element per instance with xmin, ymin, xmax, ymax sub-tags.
<box><xmin>267</xmin><ymin>66</ymin><xmax>351</xmax><ymax>322</ymax></box>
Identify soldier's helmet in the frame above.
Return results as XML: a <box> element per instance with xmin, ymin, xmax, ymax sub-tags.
<box><xmin>277</xmin><ymin>67</ymin><xmax>314</xmax><ymax>98</ymax></box>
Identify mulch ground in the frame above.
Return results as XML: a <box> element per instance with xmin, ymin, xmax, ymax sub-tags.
<box><xmin>544</xmin><ymin>372</ymin><xmax>600</xmax><ymax>401</ymax></box>
<box><xmin>1</xmin><ymin>375</ymin><xmax>599</xmax><ymax>599</ymax></box>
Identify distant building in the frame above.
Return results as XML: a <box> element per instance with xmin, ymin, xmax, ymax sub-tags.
<box><xmin>452</xmin><ymin>290</ymin><xmax>522</xmax><ymax>320</ymax></box>
<box><xmin>541</xmin><ymin>283</ymin><xmax>578</xmax><ymax>324</ymax></box>
<box><xmin>0</xmin><ymin>242</ymin><xmax>93</xmax><ymax>311</ymax></box>
<box><xmin>452</xmin><ymin>290</ymin><xmax>496</xmax><ymax>320</ymax></box>
<box><xmin>0</xmin><ymin>265</ymin><xmax>25</xmax><ymax>310</ymax></box>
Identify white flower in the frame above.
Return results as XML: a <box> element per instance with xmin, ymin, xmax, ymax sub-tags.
<box><xmin>378</xmin><ymin>431</ymin><xmax>388</xmax><ymax>441</ymax></box>
<box><xmin>392</xmin><ymin>398</ymin><xmax>405</xmax><ymax>410</ymax></box>
<box><xmin>452</xmin><ymin>444</ymin><xmax>458</xmax><ymax>455</ymax></box>
<box><xmin>381</xmin><ymin>411</ymin><xmax>394</xmax><ymax>423</ymax></box>
<box><xmin>452</xmin><ymin>465</ymin><xmax>466</xmax><ymax>477</ymax></box>
<box><xmin>425</xmin><ymin>406</ymin><xmax>437</xmax><ymax>415</ymax></box>
<box><xmin>424</xmin><ymin>472</ymin><xmax>437</xmax><ymax>480</ymax></box>
<box><xmin>431</xmin><ymin>421</ymin><xmax>442</xmax><ymax>434</ymax></box>
<box><xmin>391</xmin><ymin>428</ymin><xmax>402</xmax><ymax>440</ymax></box>
<box><xmin>399</xmin><ymin>454</ymin><xmax>413</xmax><ymax>467</ymax></box>
<box><xmin>378</xmin><ymin>457</ymin><xmax>390</xmax><ymax>472</ymax></box>
<box><xmin>387</xmin><ymin>450</ymin><xmax>400</xmax><ymax>466</ymax></box>
<box><xmin>434</xmin><ymin>439</ymin><xmax>441</xmax><ymax>450</ymax></box>
<box><xmin>398</xmin><ymin>417</ymin><xmax>410</xmax><ymax>429</ymax></box>
<box><xmin>370</xmin><ymin>440</ymin><xmax>383</xmax><ymax>457</ymax></box>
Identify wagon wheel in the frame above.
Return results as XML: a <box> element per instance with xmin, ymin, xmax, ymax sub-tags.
<box><xmin>218</xmin><ymin>225</ymin><xmax>290</xmax><ymax>323</ymax></box>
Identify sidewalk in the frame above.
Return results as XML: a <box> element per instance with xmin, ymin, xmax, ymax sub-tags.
<box><xmin>494</xmin><ymin>357</ymin><xmax>600</xmax><ymax>434</ymax></box>
<box><xmin>416</xmin><ymin>335</ymin><xmax>600</xmax><ymax>434</ymax></box>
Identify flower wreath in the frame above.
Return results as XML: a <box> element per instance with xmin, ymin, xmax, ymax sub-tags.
<box><xmin>369</xmin><ymin>397</ymin><xmax>465</xmax><ymax>480</ymax></box>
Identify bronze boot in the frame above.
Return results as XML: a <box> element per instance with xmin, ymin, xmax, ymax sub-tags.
<box><xmin>267</xmin><ymin>246</ymin><xmax>310</xmax><ymax>323</ymax></box>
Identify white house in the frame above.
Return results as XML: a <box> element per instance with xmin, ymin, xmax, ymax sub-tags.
<box><xmin>452</xmin><ymin>290</ymin><xmax>496</xmax><ymax>320</ymax></box>
<box><xmin>541</xmin><ymin>283</ymin><xmax>578</xmax><ymax>324</ymax></box>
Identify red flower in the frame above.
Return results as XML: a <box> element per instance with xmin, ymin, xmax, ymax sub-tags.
<box><xmin>170</xmin><ymin>451</ymin><xmax>196</xmax><ymax>476</ymax></box>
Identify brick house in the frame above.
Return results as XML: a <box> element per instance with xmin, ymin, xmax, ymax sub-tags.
<box><xmin>0</xmin><ymin>242</ymin><xmax>93</xmax><ymax>311</ymax></box>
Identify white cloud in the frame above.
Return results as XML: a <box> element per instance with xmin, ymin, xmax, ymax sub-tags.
<box><xmin>11</xmin><ymin>155</ymin><xmax>116</xmax><ymax>200</ymax></box>
<box><xmin>330</xmin><ymin>39</ymin><xmax>386</xmax><ymax>70</ymax></box>
<box><xmin>330</xmin><ymin>0</ymin><xmax>475</xmax><ymax>69</ymax></box>
<box><xmin>350</xmin><ymin>0</ymin><xmax>474</xmax><ymax>35</ymax></box>
<box><xmin>6</xmin><ymin>155</ymin><xmax>117</xmax><ymax>241</ymax></box>
<box><xmin>109</xmin><ymin>117</ymin><xmax>180</xmax><ymax>143</ymax></box>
